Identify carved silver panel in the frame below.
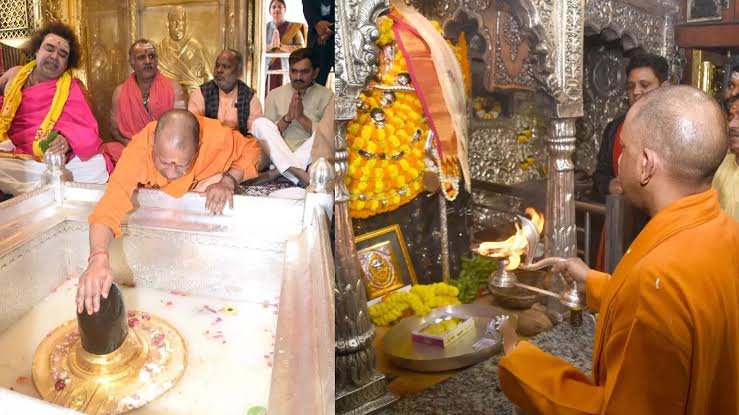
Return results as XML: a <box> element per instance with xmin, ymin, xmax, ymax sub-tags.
<box><xmin>507</xmin><ymin>0</ymin><xmax>584</xmax><ymax>117</ymax></box>
<box><xmin>442</xmin><ymin>6</ymin><xmax>500</xmax><ymax>95</ymax></box>
<box><xmin>576</xmin><ymin>0</ymin><xmax>680</xmax><ymax>173</ymax></box>
<box><xmin>471</xmin><ymin>190</ymin><xmax>522</xmax><ymax>236</ymax></box>
<box><xmin>492</xmin><ymin>7</ymin><xmax>538</xmax><ymax>89</ymax></box>
<box><xmin>335</xmin><ymin>0</ymin><xmax>389</xmax><ymax>104</ymax></box>
<box><xmin>575</xmin><ymin>44</ymin><xmax>628</xmax><ymax>174</ymax></box>
<box><xmin>468</xmin><ymin>114</ymin><xmax>549</xmax><ymax>185</ymax></box>
<box><xmin>404</xmin><ymin>0</ymin><xmax>495</xmax><ymax>18</ymax></box>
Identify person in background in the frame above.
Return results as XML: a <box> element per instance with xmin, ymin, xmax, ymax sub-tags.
<box><xmin>713</xmin><ymin>94</ymin><xmax>739</xmax><ymax>220</ymax></box>
<box><xmin>259</xmin><ymin>48</ymin><xmax>333</xmax><ymax>186</ymax></box>
<box><xmin>189</xmin><ymin>49</ymin><xmax>262</xmax><ymax>137</ymax></box>
<box><xmin>302</xmin><ymin>0</ymin><xmax>334</xmax><ymax>86</ymax></box>
<box><xmin>593</xmin><ymin>53</ymin><xmax>670</xmax><ymax>198</ymax></box>
<box><xmin>591</xmin><ymin>52</ymin><xmax>669</xmax><ymax>270</ymax></box>
<box><xmin>265</xmin><ymin>0</ymin><xmax>305</xmax><ymax>92</ymax></box>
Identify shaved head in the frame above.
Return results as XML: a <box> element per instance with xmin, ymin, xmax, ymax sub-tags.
<box><xmin>153</xmin><ymin>110</ymin><xmax>200</xmax><ymax>180</ymax></box>
<box><xmin>627</xmin><ymin>85</ymin><xmax>727</xmax><ymax>185</ymax></box>
<box><xmin>155</xmin><ymin>109</ymin><xmax>200</xmax><ymax>149</ymax></box>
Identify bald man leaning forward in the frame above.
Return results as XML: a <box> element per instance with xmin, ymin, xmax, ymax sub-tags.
<box><xmin>76</xmin><ymin>109</ymin><xmax>261</xmax><ymax>315</ymax></box>
<box><xmin>497</xmin><ymin>86</ymin><xmax>739</xmax><ymax>414</ymax></box>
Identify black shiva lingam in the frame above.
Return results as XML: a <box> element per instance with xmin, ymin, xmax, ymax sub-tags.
<box><xmin>31</xmin><ymin>283</ymin><xmax>187</xmax><ymax>414</ymax></box>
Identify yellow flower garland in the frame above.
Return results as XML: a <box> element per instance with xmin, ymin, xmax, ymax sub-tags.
<box><xmin>346</xmin><ymin>16</ymin><xmax>428</xmax><ymax>219</ymax></box>
<box><xmin>456</xmin><ymin>32</ymin><xmax>472</xmax><ymax>96</ymax></box>
<box><xmin>368</xmin><ymin>283</ymin><xmax>461</xmax><ymax>326</ymax></box>
<box><xmin>345</xmin><ymin>16</ymin><xmax>472</xmax><ymax>219</ymax></box>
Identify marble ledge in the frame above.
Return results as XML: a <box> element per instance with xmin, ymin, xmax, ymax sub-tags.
<box><xmin>377</xmin><ymin>313</ymin><xmax>596</xmax><ymax>415</ymax></box>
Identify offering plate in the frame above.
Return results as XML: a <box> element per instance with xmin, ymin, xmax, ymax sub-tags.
<box><xmin>382</xmin><ymin>304</ymin><xmax>505</xmax><ymax>372</ymax></box>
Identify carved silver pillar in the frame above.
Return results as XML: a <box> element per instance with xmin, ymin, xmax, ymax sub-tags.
<box><xmin>544</xmin><ymin>118</ymin><xmax>577</xmax><ymax>259</ymax></box>
<box><xmin>515</xmin><ymin>0</ymin><xmax>584</xmax><ymax>258</ymax></box>
<box><xmin>543</xmin><ymin>0</ymin><xmax>584</xmax><ymax>321</ymax></box>
<box><xmin>335</xmin><ymin>0</ymin><xmax>397</xmax><ymax>413</ymax></box>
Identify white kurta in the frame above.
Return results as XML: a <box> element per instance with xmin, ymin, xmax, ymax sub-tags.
<box><xmin>0</xmin><ymin>141</ymin><xmax>108</xmax><ymax>195</ymax></box>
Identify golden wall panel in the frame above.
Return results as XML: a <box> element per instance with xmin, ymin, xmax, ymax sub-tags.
<box><xmin>141</xmin><ymin>2</ymin><xmax>219</xmax><ymax>93</ymax></box>
<box><xmin>86</xmin><ymin>0</ymin><xmax>125</xmax><ymax>140</ymax></box>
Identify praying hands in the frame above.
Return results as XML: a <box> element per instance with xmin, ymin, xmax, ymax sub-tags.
<box><xmin>290</xmin><ymin>91</ymin><xmax>312</xmax><ymax>133</ymax></box>
<box><xmin>315</xmin><ymin>20</ymin><xmax>334</xmax><ymax>45</ymax></box>
<box><xmin>269</xmin><ymin>30</ymin><xmax>281</xmax><ymax>51</ymax></box>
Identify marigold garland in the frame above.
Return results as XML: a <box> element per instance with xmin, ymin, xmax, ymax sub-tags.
<box><xmin>345</xmin><ymin>15</ymin><xmax>472</xmax><ymax>219</ymax></box>
<box><xmin>456</xmin><ymin>32</ymin><xmax>472</xmax><ymax>96</ymax></box>
<box><xmin>368</xmin><ymin>283</ymin><xmax>461</xmax><ymax>326</ymax></box>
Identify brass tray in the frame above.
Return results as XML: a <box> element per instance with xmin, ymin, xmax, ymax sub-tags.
<box><xmin>382</xmin><ymin>304</ymin><xmax>505</xmax><ymax>372</ymax></box>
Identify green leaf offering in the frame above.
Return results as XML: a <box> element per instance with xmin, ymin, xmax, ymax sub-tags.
<box><xmin>38</xmin><ymin>130</ymin><xmax>59</xmax><ymax>153</ymax></box>
<box><xmin>246</xmin><ymin>406</ymin><xmax>267</xmax><ymax>415</ymax></box>
<box><xmin>449</xmin><ymin>254</ymin><xmax>498</xmax><ymax>303</ymax></box>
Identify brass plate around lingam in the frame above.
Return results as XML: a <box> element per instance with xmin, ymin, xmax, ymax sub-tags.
<box><xmin>32</xmin><ymin>310</ymin><xmax>187</xmax><ymax>414</ymax></box>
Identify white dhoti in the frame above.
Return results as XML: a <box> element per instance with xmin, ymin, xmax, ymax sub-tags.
<box><xmin>0</xmin><ymin>141</ymin><xmax>109</xmax><ymax>196</ymax></box>
<box><xmin>251</xmin><ymin>117</ymin><xmax>313</xmax><ymax>184</ymax></box>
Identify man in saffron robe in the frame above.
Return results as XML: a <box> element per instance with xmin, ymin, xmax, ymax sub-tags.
<box><xmin>77</xmin><ymin>109</ymin><xmax>260</xmax><ymax>315</ymax></box>
<box><xmin>0</xmin><ymin>22</ymin><xmax>109</xmax><ymax>195</ymax></box>
<box><xmin>106</xmin><ymin>39</ymin><xmax>186</xmax><ymax>164</ymax></box>
<box><xmin>498</xmin><ymin>86</ymin><xmax>739</xmax><ymax>414</ymax></box>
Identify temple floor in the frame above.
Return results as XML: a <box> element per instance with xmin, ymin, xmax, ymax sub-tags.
<box><xmin>373</xmin><ymin>297</ymin><xmax>595</xmax><ymax>415</ymax></box>
<box><xmin>0</xmin><ymin>277</ymin><xmax>278</xmax><ymax>414</ymax></box>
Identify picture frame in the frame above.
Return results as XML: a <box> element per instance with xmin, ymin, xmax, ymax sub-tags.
<box><xmin>686</xmin><ymin>0</ymin><xmax>724</xmax><ymax>23</ymax></box>
<box><xmin>355</xmin><ymin>224</ymin><xmax>418</xmax><ymax>300</ymax></box>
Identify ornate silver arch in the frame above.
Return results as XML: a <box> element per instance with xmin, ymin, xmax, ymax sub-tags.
<box><xmin>584</xmin><ymin>0</ymin><xmax>679</xmax><ymax>58</ymax></box>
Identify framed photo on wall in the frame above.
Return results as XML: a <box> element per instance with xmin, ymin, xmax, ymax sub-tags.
<box><xmin>686</xmin><ymin>0</ymin><xmax>724</xmax><ymax>23</ymax></box>
<box><xmin>355</xmin><ymin>225</ymin><xmax>418</xmax><ymax>300</ymax></box>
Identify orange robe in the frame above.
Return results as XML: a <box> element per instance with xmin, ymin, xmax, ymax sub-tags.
<box><xmin>499</xmin><ymin>189</ymin><xmax>739</xmax><ymax>414</ymax></box>
<box><xmin>89</xmin><ymin>116</ymin><xmax>260</xmax><ymax>237</ymax></box>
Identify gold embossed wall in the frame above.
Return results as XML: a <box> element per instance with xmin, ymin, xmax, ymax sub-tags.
<box><xmin>141</xmin><ymin>2</ymin><xmax>218</xmax><ymax>93</ymax></box>
<box><xmin>86</xmin><ymin>0</ymin><xmax>125</xmax><ymax>139</ymax></box>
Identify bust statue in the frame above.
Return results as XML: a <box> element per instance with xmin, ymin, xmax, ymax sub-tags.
<box><xmin>156</xmin><ymin>6</ymin><xmax>213</xmax><ymax>93</ymax></box>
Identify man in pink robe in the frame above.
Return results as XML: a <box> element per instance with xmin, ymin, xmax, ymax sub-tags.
<box><xmin>0</xmin><ymin>22</ymin><xmax>108</xmax><ymax>195</ymax></box>
<box><xmin>0</xmin><ymin>79</ymin><xmax>102</xmax><ymax>160</ymax></box>
<box><xmin>106</xmin><ymin>39</ymin><xmax>186</xmax><ymax>165</ymax></box>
